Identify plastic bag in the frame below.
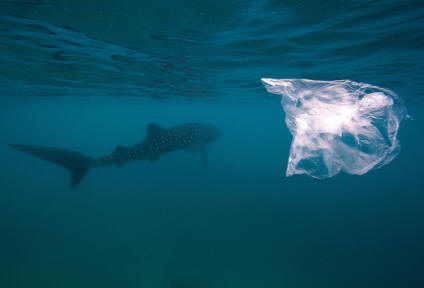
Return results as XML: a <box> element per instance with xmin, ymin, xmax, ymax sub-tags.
<box><xmin>262</xmin><ymin>78</ymin><xmax>408</xmax><ymax>178</ymax></box>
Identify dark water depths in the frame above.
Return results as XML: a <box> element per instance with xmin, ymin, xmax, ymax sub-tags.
<box><xmin>1</xmin><ymin>1</ymin><xmax>424</xmax><ymax>287</ymax></box>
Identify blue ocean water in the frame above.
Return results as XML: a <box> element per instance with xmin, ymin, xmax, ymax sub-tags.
<box><xmin>0</xmin><ymin>1</ymin><xmax>423</xmax><ymax>287</ymax></box>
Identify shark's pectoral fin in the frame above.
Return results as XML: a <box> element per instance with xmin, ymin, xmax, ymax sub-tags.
<box><xmin>199</xmin><ymin>147</ymin><xmax>207</xmax><ymax>168</ymax></box>
<box><xmin>188</xmin><ymin>146</ymin><xmax>207</xmax><ymax>168</ymax></box>
<box><xmin>115</xmin><ymin>161</ymin><xmax>125</xmax><ymax>167</ymax></box>
<box><xmin>148</xmin><ymin>153</ymin><xmax>160</xmax><ymax>162</ymax></box>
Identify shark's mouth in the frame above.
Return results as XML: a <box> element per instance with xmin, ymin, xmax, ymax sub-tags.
<box><xmin>262</xmin><ymin>78</ymin><xmax>408</xmax><ymax>178</ymax></box>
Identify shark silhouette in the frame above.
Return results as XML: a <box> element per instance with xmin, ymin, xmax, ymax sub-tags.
<box><xmin>9</xmin><ymin>122</ymin><xmax>221</xmax><ymax>188</ymax></box>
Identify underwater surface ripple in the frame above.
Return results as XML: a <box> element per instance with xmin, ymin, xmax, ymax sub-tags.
<box><xmin>0</xmin><ymin>0</ymin><xmax>423</xmax><ymax>102</ymax></box>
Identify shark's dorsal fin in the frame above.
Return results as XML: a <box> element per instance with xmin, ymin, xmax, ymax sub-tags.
<box><xmin>112</xmin><ymin>146</ymin><xmax>127</xmax><ymax>167</ymax></box>
<box><xmin>113</xmin><ymin>146</ymin><xmax>126</xmax><ymax>154</ymax></box>
<box><xmin>147</xmin><ymin>123</ymin><xmax>166</xmax><ymax>139</ymax></box>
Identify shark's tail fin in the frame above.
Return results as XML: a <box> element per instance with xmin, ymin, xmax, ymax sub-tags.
<box><xmin>9</xmin><ymin>144</ymin><xmax>93</xmax><ymax>188</ymax></box>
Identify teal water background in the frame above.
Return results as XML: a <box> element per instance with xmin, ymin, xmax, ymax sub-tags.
<box><xmin>1</xmin><ymin>1</ymin><xmax>424</xmax><ymax>287</ymax></box>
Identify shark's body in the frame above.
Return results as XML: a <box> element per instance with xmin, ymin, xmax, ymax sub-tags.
<box><xmin>9</xmin><ymin>122</ymin><xmax>221</xmax><ymax>188</ymax></box>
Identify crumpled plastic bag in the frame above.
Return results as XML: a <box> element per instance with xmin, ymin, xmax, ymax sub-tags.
<box><xmin>262</xmin><ymin>78</ymin><xmax>408</xmax><ymax>178</ymax></box>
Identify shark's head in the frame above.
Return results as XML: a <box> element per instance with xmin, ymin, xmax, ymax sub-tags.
<box><xmin>194</xmin><ymin>123</ymin><xmax>221</xmax><ymax>144</ymax></box>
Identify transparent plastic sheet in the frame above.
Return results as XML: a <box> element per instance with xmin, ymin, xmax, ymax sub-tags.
<box><xmin>261</xmin><ymin>78</ymin><xmax>408</xmax><ymax>178</ymax></box>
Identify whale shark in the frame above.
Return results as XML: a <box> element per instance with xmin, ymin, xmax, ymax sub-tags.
<box><xmin>9</xmin><ymin>122</ymin><xmax>221</xmax><ymax>188</ymax></box>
